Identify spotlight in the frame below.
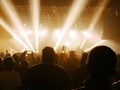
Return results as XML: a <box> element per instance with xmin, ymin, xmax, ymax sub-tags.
<box><xmin>30</xmin><ymin>0</ymin><xmax>40</xmax><ymax>52</ymax></box>
<box><xmin>69</xmin><ymin>30</ymin><xmax>76</xmax><ymax>39</ymax></box>
<box><xmin>53</xmin><ymin>29</ymin><xmax>61</xmax><ymax>39</ymax></box>
<box><xmin>0</xmin><ymin>19</ymin><xmax>30</xmax><ymax>50</ymax></box>
<box><xmin>82</xmin><ymin>31</ymin><xmax>93</xmax><ymax>39</ymax></box>
<box><xmin>80</xmin><ymin>0</ymin><xmax>110</xmax><ymax>50</ymax></box>
<box><xmin>1</xmin><ymin>0</ymin><xmax>35</xmax><ymax>52</ymax></box>
<box><xmin>39</xmin><ymin>30</ymin><xmax>48</xmax><ymax>37</ymax></box>
<box><xmin>54</xmin><ymin>0</ymin><xmax>89</xmax><ymax>50</ymax></box>
<box><xmin>85</xmin><ymin>40</ymin><xmax>107</xmax><ymax>52</ymax></box>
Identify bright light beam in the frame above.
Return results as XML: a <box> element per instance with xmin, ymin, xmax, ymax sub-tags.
<box><xmin>85</xmin><ymin>40</ymin><xmax>106</xmax><ymax>52</ymax></box>
<box><xmin>80</xmin><ymin>0</ymin><xmax>110</xmax><ymax>49</ymax></box>
<box><xmin>30</xmin><ymin>0</ymin><xmax>40</xmax><ymax>52</ymax></box>
<box><xmin>88</xmin><ymin>0</ymin><xmax>110</xmax><ymax>30</ymax></box>
<box><xmin>80</xmin><ymin>38</ymin><xmax>87</xmax><ymax>49</ymax></box>
<box><xmin>0</xmin><ymin>19</ymin><xmax>30</xmax><ymax>50</ymax></box>
<box><xmin>1</xmin><ymin>0</ymin><xmax>35</xmax><ymax>52</ymax></box>
<box><xmin>54</xmin><ymin>0</ymin><xmax>89</xmax><ymax>50</ymax></box>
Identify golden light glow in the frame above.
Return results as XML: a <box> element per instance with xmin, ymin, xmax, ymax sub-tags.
<box><xmin>69</xmin><ymin>30</ymin><xmax>76</xmax><ymax>39</ymax></box>
<box><xmin>89</xmin><ymin>0</ymin><xmax>110</xmax><ymax>29</ymax></box>
<box><xmin>82</xmin><ymin>31</ymin><xmax>93</xmax><ymax>38</ymax></box>
<box><xmin>80</xmin><ymin>0</ymin><xmax>110</xmax><ymax>49</ymax></box>
<box><xmin>0</xmin><ymin>19</ymin><xmax>30</xmax><ymax>50</ymax></box>
<box><xmin>30</xmin><ymin>0</ymin><xmax>40</xmax><ymax>52</ymax></box>
<box><xmin>52</xmin><ymin>29</ymin><xmax>61</xmax><ymax>40</ymax></box>
<box><xmin>0</xmin><ymin>0</ymin><xmax>113</xmax><ymax>52</ymax></box>
<box><xmin>80</xmin><ymin>38</ymin><xmax>87</xmax><ymax>49</ymax></box>
<box><xmin>85</xmin><ymin>40</ymin><xmax>107</xmax><ymax>52</ymax></box>
<box><xmin>54</xmin><ymin>0</ymin><xmax>89</xmax><ymax>50</ymax></box>
<box><xmin>39</xmin><ymin>30</ymin><xmax>48</xmax><ymax>37</ymax></box>
<box><xmin>1</xmin><ymin>0</ymin><xmax>35</xmax><ymax>51</ymax></box>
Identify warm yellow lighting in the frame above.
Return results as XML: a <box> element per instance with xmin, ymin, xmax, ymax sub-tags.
<box><xmin>0</xmin><ymin>19</ymin><xmax>30</xmax><ymax>50</ymax></box>
<box><xmin>39</xmin><ymin>30</ymin><xmax>48</xmax><ymax>37</ymax></box>
<box><xmin>85</xmin><ymin>40</ymin><xmax>107</xmax><ymax>52</ymax></box>
<box><xmin>69</xmin><ymin>30</ymin><xmax>76</xmax><ymax>39</ymax></box>
<box><xmin>82</xmin><ymin>31</ymin><xmax>93</xmax><ymax>39</ymax></box>
<box><xmin>30</xmin><ymin>0</ymin><xmax>40</xmax><ymax>52</ymax></box>
<box><xmin>89</xmin><ymin>0</ymin><xmax>110</xmax><ymax>29</ymax></box>
<box><xmin>64</xmin><ymin>41</ymin><xmax>70</xmax><ymax>47</ymax></box>
<box><xmin>80</xmin><ymin>38</ymin><xmax>87</xmax><ymax>49</ymax></box>
<box><xmin>27</xmin><ymin>31</ymin><xmax>33</xmax><ymax>35</ymax></box>
<box><xmin>80</xmin><ymin>0</ymin><xmax>110</xmax><ymax>49</ymax></box>
<box><xmin>53</xmin><ymin>29</ymin><xmax>61</xmax><ymax>39</ymax></box>
<box><xmin>1</xmin><ymin>0</ymin><xmax>35</xmax><ymax>52</ymax></box>
<box><xmin>54</xmin><ymin>0</ymin><xmax>89</xmax><ymax>50</ymax></box>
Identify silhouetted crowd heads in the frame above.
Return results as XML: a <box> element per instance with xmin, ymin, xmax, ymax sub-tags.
<box><xmin>0</xmin><ymin>45</ymin><xmax>119</xmax><ymax>90</ymax></box>
<box><xmin>79</xmin><ymin>45</ymin><xmax>118</xmax><ymax>90</ymax></box>
<box><xmin>87</xmin><ymin>46</ymin><xmax>117</xmax><ymax>79</ymax></box>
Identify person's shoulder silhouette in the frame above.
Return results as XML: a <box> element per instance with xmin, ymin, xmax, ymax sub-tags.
<box><xmin>79</xmin><ymin>45</ymin><xmax>117</xmax><ymax>90</ymax></box>
<box><xmin>23</xmin><ymin>46</ymin><xmax>71</xmax><ymax>90</ymax></box>
<box><xmin>0</xmin><ymin>56</ymin><xmax>21</xmax><ymax>90</ymax></box>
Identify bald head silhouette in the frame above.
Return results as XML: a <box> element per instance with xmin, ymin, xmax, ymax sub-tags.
<box><xmin>87</xmin><ymin>46</ymin><xmax>117</xmax><ymax>79</ymax></box>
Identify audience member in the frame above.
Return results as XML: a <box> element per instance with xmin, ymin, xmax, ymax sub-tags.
<box><xmin>19</xmin><ymin>60</ymin><xmax>29</xmax><ymax>79</ymax></box>
<box><xmin>78</xmin><ymin>45</ymin><xmax>117</xmax><ymax>90</ymax></box>
<box><xmin>22</xmin><ymin>46</ymin><xmax>71</xmax><ymax>90</ymax></box>
<box><xmin>0</xmin><ymin>57</ymin><xmax>21</xmax><ymax>90</ymax></box>
<box><xmin>65</xmin><ymin>50</ymin><xmax>80</xmax><ymax>76</ymax></box>
<box><xmin>13</xmin><ymin>53</ymin><xmax>20</xmax><ymax>72</ymax></box>
<box><xmin>72</xmin><ymin>52</ymin><xmax>89</xmax><ymax>89</ymax></box>
<box><xmin>0</xmin><ymin>57</ymin><xmax>4</xmax><ymax>73</ymax></box>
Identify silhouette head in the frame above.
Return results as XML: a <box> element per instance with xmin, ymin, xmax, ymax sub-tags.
<box><xmin>42</xmin><ymin>46</ymin><xmax>55</xmax><ymax>63</ymax></box>
<box><xmin>21</xmin><ymin>61</ymin><xmax>29</xmax><ymax>69</ymax></box>
<box><xmin>87</xmin><ymin>46</ymin><xmax>117</xmax><ymax>79</ymax></box>
<box><xmin>3</xmin><ymin>56</ymin><xmax>15</xmax><ymax>71</ymax></box>
<box><xmin>80</xmin><ymin>52</ymin><xmax>88</xmax><ymax>66</ymax></box>
<box><xmin>69</xmin><ymin>50</ymin><xmax>75</xmax><ymax>57</ymax></box>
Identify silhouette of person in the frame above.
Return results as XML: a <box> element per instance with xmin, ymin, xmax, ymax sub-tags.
<box><xmin>79</xmin><ymin>45</ymin><xmax>117</xmax><ymax>90</ymax></box>
<box><xmin>19</xmin><ymin>60</ymin><xmax>29</xmax><ymax>79</ymax></box>
<box><xmin>72</xmin><ymin>52</ymin><xmax>89</xmax><ymax>89</ymax></box>
<box><xmin>13</xmin><ymin>53</ymin><xmax>20</xmax><ymax>72</ymax></box>
<box><xmin>0</xmin><ymin>56</ymin><xmax>21</xmax><ymax>90</ymax></box>
<box><xmin>22</xmin><ymin>46</ymin><xmax>71</xmax><ymax>90</ymax></box>
<box><xmin>65</xmin><ymin>50</ymin><xmax>80</xmax><ymax>76</ymax></box>
<box><xmin>0</xmin><ymin>57</ymin><xmax>4</xmax><ymax>73</ymax></box>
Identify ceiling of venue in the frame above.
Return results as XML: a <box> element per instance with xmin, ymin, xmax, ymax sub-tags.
<box><xmin>10</xmin><ymin>0</ymin><xmax>120</xmax><ymax>7</ymax></box>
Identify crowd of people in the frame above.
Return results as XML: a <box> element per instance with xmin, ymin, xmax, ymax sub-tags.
<box><xmin>0</xmin><ymin>45</ymin><xmax>120</xmax><ymax>90</ymax></box>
